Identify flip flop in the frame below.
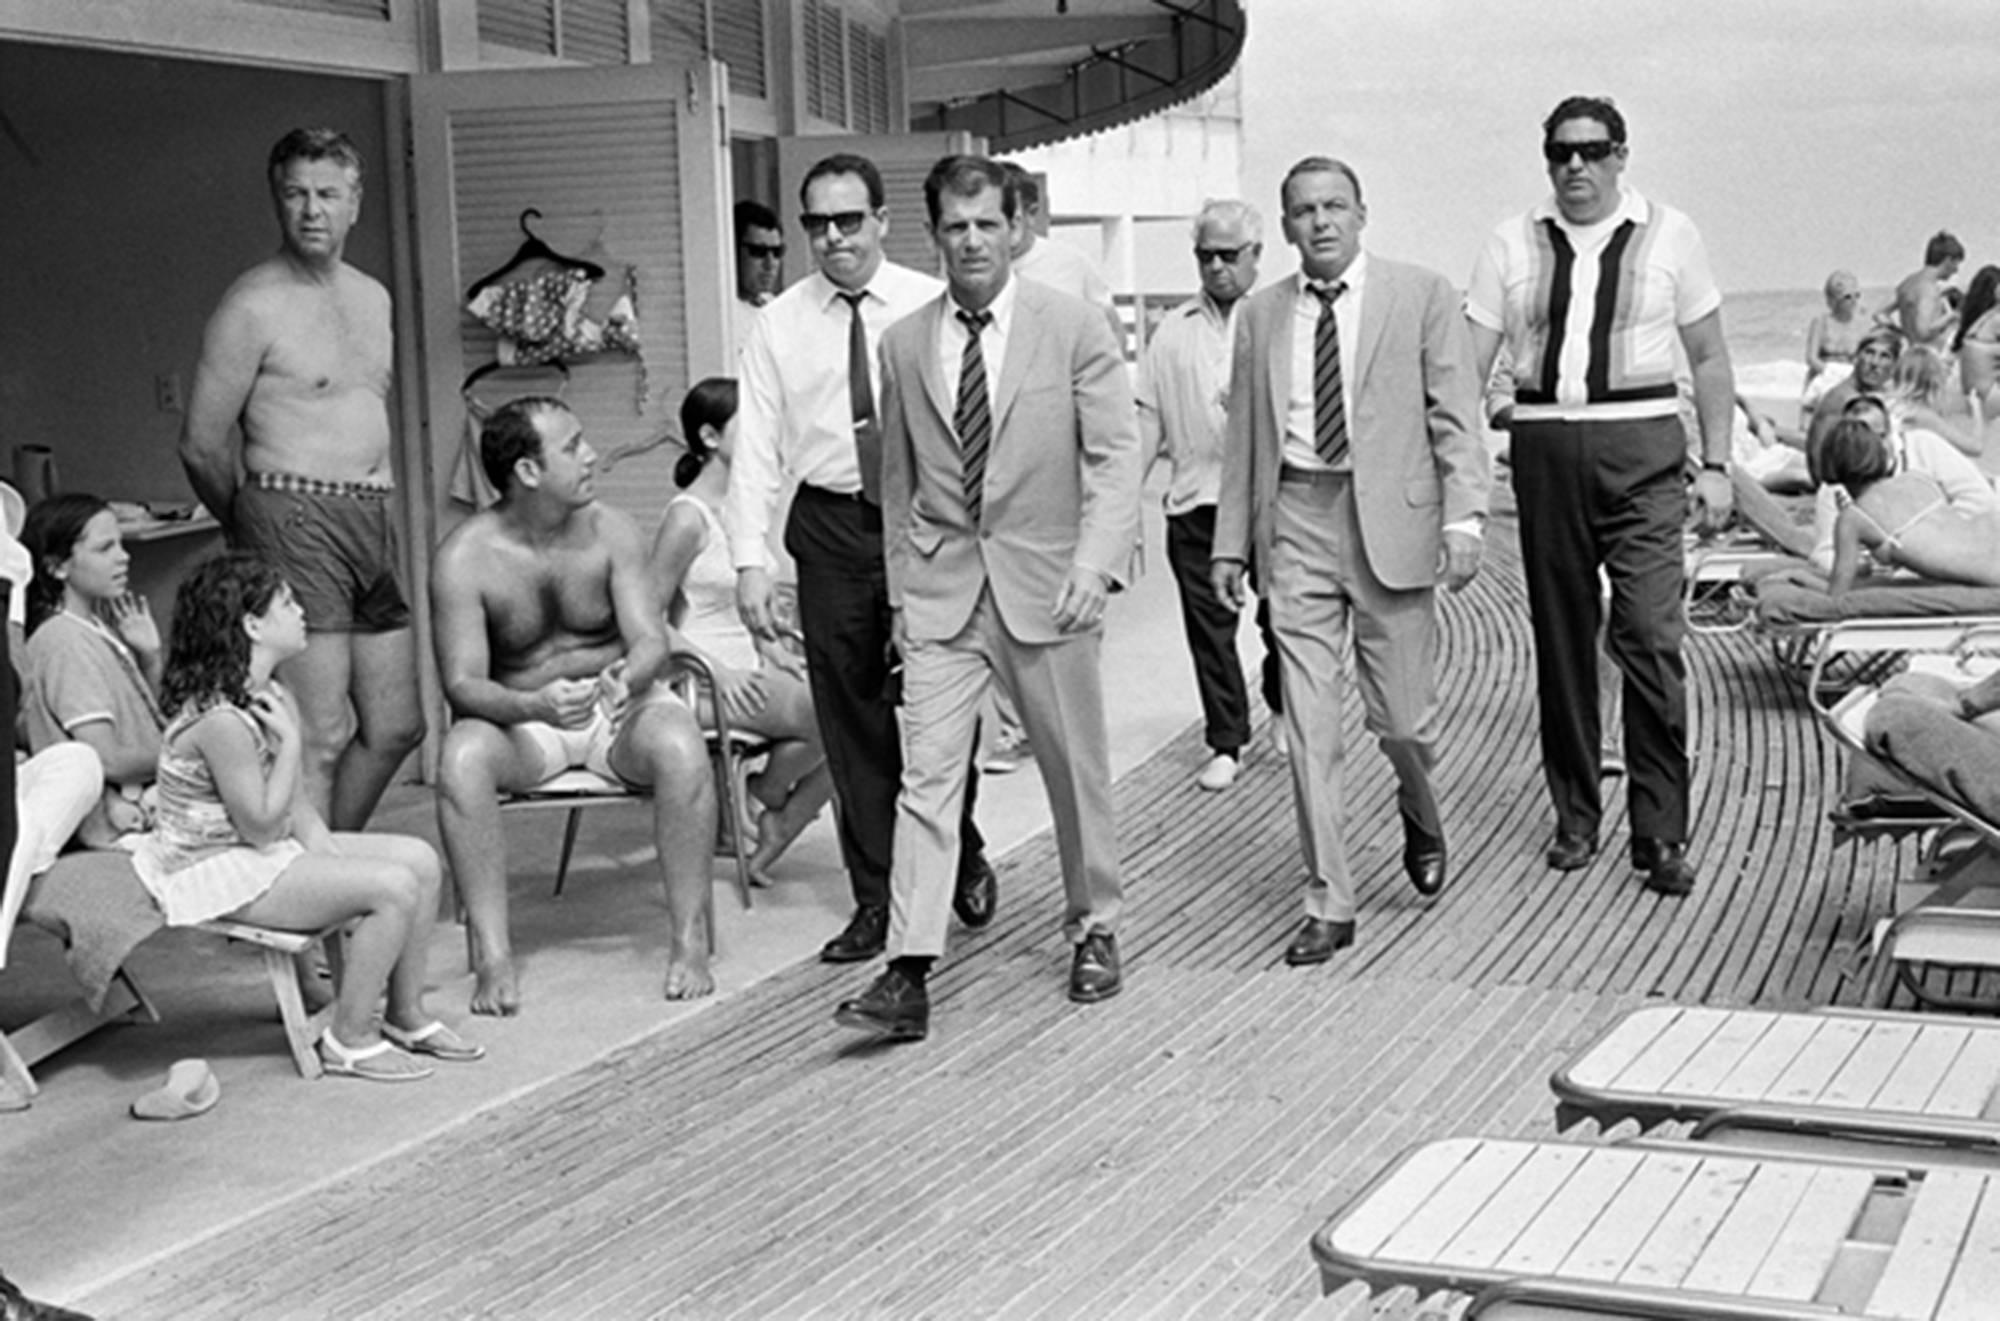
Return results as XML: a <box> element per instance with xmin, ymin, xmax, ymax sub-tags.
<box><xmin>318</xmin><ymin>1029</ymin><xmax>432</xmax><ymax>1083</ymax></box>
<box><xmin>130</xmin><ymin>1059</ymin><xmax>220</xmax><ymax>1121</ymax></box>
<box><xmin>382</xmin><ymin>1020</ymin><xmax>486</xmax><ymax>1062</ymax></box>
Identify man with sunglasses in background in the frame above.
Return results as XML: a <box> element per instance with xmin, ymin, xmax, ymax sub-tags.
<box><xmin>1466</xmin><ymin>94</ymin><xmax>1736</xmax><ymax>898</ymax></box>
<box><xmin>729</xmin><ymin>199</ymin><xmax>785</xmax><ymax>360</ymax></box>
<box><xmin>1138</xmin><ymin>199</ymin><xmax>1284</xmax><ymax>792</ymax></box>
<box><xmin>728</xmin><ymin>154</ymin><xmax>995</xmax><ymax>966</ymax></box>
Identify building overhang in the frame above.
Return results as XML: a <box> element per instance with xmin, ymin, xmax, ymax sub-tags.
<box><xmin>903</xmin><ymin>0</ymin><xmax>1244</xmax><ymax>151</ymax></box>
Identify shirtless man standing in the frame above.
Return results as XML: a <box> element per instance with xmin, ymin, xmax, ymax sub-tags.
<box><xmin>432</xmin><ymin>397</ymin><xmax>717</xmax><ymax>1013</ymax></box>
<box><xmin>1889</xmin><ymin>231</ymin><xmax>1964</xmax><ymax>352</ymax></box>
<box><xmin>181</xmin><ymin>127</ymin><xmax>423</xmax><ymax>832</ymax></box>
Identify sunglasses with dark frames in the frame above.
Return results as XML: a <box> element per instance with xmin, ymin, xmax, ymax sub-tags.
<box><xmin>743</xmin><ymin>242</ymin><xmax>785</xmax><ymax>260</ymax></box>
<box><xmin>800</xmin><ymin>210</ymin><xmax>870</xmax><ymax>238</ymax></box>
<box><xmin>1194</xmin><ymin>244</ymin><xmax>1254</xmax><ymax>265</ymax></box>
<box><xmin>1542</xmin><ymin>139</ymin><xmax>1621</xmax><ymax>166</ymax></box>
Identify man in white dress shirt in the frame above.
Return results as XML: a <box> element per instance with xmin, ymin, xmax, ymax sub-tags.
<box><xmin>728</xmin><ymin>154</ymin><xmax>994</xmax><ymax>965</ymax></box>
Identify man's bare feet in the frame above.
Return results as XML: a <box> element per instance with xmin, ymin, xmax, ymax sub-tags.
<box><xmin>470</xmin><ymin>955</ymin><xmax>521</xmax><ymax>1017</ymax></box>
<box><xmin>664</xmin><ymin>941</ymin><xmax>714</xmax><ymax>1000</ymax></box>
<box><xmin>747</xmin><ymin>799</ymin><xmax>822</xmax><ymax>886</ymax></box>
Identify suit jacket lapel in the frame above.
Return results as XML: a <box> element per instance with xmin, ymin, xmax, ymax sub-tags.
<box><xmin>991</xmin><ymin>280</ymin><xmax>1034</xmax><ymax>437</ymax></box>
<box><xmin>1265</xmin><ymin>279</ymin><xmax>1295</xmax><ymax>428</ymax></box>
<box><xmin>917</xmin><ymin>296</ymin><xmax>953</xmax><ymax>433</ymax></box>
<box><xmin>1353</xmin><ymin>263</ymin><xmax>1391</xmax><ymax>394</ymax></box>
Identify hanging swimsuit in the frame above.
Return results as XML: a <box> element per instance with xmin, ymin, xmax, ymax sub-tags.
<box><xmin>466</xmin><ymin>267</ymin><xmax>641</xmax><ymax>366</ymax></box>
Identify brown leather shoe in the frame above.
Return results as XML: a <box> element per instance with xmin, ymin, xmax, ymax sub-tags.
<box><xmin>1402</xmin><ymin>822</ymin><xmax>1448</xmax><ymax>899</ymax></box>
<box><xmin>1633</xmin><ymin>838</ymin><xmax>1697</xmax><ymax>897</ymax></box>
<box><xmin>1283</xmin><ymin>917</ymin><xmax>1355</xmax><ymax>966</ymax></box>
<box><xmin>820</xmin><ymin>905</ymin><xmax>887</xmax><ymax>963</ymax></box>
<box><xmin>1068</xmin><ymin>931</ymin><xmax>1122</xmax><ymax>1004</ymax></box>
<box><xmin>832</xmin><ymin>968</ymin><xmax>930</xmax><ymax>1041</ymax></box>
<box><xmin>952</xmin><ymin>850</ymin><xmax>997</xmax><ymax>929</ymax></box>
<box><xmin>1545</xmin><ymin>830</ymin><xmax>1599</xmax><ymax>871</ymax></box>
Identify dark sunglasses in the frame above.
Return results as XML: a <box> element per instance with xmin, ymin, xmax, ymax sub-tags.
<box><xmin>743</xmin><ymin>242</ymin><xmax>785</xmax><ymax>260</ymax></box>
<box><xmin>1542</xmin><ymin>139</ymin><xmax>1620</xmax><ymax>166</ymax></box>
<box><xmin>1195</xmin><ymin>244</ymin><xmax>1253</xmax><ymax>265</ymax></box>
<box><xmin>800</xmin><ymin>210</ymin><xmax>870</xmax><ymax>238</ymax></box>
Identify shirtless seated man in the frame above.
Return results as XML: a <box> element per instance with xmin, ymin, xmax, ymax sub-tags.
<box><xmin>432</xmin><ymin>397</ymin><xmax>717</xmax><ymax>1013</ymax></box>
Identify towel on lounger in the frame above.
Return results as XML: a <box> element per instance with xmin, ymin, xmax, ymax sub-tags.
<box><xmin>18</xmin><ymin>851</ymin><xmax>163</xmax><ymax>1013</ymax></box>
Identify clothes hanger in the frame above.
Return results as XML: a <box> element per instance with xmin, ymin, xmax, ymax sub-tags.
<box><xmin>460</xmin><ymin>360</ymin><xmax>569</xmax><ymax>396</ymax></box>
<box><xmin>466</xmin><ymin>209</ymin><xmax>606</xmax><ymax>299</ymax></box>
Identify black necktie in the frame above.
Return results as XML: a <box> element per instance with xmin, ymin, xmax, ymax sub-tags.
<box><xmin>954</xmin><ymin>308</ymin><xmax>994</xmax><ymax>523</ymax></box>
<box><xmin>839</xmin><ymin>290</ymin><xmax>880</xmax><ymax>503</ymax></box>
<box><xmin>1311</xmin><ymin>281</ymin><xmax>1349</xmax><ymax>468</ymax></box>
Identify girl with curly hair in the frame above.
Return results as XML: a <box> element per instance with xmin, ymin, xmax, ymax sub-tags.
<box><xmin>136</xmin><ymin>552</ymin><xmax>482</xmax><ymax>1081</ymax></box>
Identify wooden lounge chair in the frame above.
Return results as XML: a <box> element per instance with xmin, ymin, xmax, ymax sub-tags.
<box><xmin>1552</xmin><ymin>1004</ymin><xmax>2000</xmax><ymax>1169</ymax></box>
<box><xmin>1312</xmin><ymin>1134</ymin><xmax>2000</xmax><ymax>1319</ymax></box>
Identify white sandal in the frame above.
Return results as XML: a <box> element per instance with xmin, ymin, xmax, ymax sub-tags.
<box><xmin>382</xmin><ymin>1020</ymin><xmax>486</xmax><ymax>1062</ymax></box>
<box><xmin>318</xmin><ymin>1029</ymin><xmax>433</xmax><ymax>1083</ymax></box>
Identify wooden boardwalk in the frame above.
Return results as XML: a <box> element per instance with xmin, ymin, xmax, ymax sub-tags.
<box><xmin>82</xmin><ymin>523</ymin><xmax>1964</xmax><ymax>1320</ymax></box>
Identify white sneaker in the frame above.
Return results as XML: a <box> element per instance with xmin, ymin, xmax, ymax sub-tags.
<box><xmin>981</xmin><ymin>723</ymin><xmax>1028</xmax><ymax>774</ymax></box>
<box><xmin>1196</xmin><ymin>753</ymin><xmax>1241</xmax><ymax>792</ymax></box>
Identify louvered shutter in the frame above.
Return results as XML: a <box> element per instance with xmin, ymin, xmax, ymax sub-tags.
<box><xmin>411</xmin><ymin>63</ymin><xmax>730</xmax><ymax>537</ymax></box>
<box><xmin>651</xmin><ymin>0</ymin><xmax>768</xmax><ymax>102</ymax></box>
<box><xmin>560</xmin><ymin>0</ymin><xmax>630</xmax><ymax>64</ymax></box>
<box><xmin>775</xmin><ymin>133</ymin><xmax>983</xmax><ymax>278</ymax></box>
<box><xmin>710</xmin><ymin>0</ymin><xmax>767</xmax><ymax>100</ymax></box>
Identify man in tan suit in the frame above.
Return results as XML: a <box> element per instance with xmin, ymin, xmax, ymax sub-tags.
<box><xmin>1213</xmin><ymin>156</ymin><xmax>1488</xmax><ymax>967</ymax></box>
<box><xmin>834</xmin><ymin>155</ymin><xmax>1143</xmax><ymax>1040</ymax></box>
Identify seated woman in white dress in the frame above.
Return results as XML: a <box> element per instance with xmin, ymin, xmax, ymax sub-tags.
<box><xmin>649</xmin><ymin>378</ymin><xmax>830</xmax><ymax>883</ymax></box>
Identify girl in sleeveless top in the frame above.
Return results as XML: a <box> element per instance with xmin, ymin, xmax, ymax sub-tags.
<box><xmin>135</xmin><ymin>553</ymin><xmax>482</xmax><ymax>1081</ymax></box>
<box><xmin>1820</xmin><ymin>418</ymin><xmax>2000</xmax><ymax>597</ymax></box>
<box><xmin>649</xmin><ymin>378</ymin><xmax>831</xmax><ymax>882</ymax></box>
<box><xmin>19</xmin><ymin>493</ymin><xmax>168</xmax><ymax>848</ymax></box>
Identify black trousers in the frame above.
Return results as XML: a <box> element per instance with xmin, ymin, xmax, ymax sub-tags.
<box><xmin>1165</xmin><ymin>504</ymin><xmax>1282</xmax><ymax>755</ymax></box>
<box><xmin>1510</xmin><ymin>415</ymin><xmax>1689</xmax><ymax>844</ymax></box>
<box><xmin>786</xmin><ymin>487</ymin><xmax>981</xmax><ymax>910</ymax></box>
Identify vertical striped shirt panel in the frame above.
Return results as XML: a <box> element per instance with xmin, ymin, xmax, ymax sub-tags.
<box><xmin>1466</xmin><ymin>189</ymin><xmax>1722</xmax><ymax>423</ymax></box>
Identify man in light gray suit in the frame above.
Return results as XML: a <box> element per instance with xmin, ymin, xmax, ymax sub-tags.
<box><xmin>1213</xmin><ymin>156</ymin><xmax>1488</xmax><ymax>967</ymax></box>
<box><xmin>834</xmin><ymin>155</ymin><xmax>1143</xmax><ymax>1040</ymax></box>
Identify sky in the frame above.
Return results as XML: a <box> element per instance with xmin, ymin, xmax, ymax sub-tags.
<box><xmin>1238</xmin><ymin>0</ymin><xmax>2000</xmax><ymax>294</ymax></box>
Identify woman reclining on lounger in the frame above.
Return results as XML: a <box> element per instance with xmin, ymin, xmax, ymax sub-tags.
<box><xmin>1821</xmin><ymin>416</ymin><xmax>2000</xmax><ymax>597</ymax></box>
<box><xmin>134</xmin><ymin>552</ymin><xmax>482</xmax><ymax>1082</ymax></box>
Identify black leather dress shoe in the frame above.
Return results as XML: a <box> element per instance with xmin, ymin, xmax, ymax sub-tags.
<box><xmin>833</xmin><ymin>968</ymin><xmax>929</xmax><ymax>1040</ymax></box>
<box><xmin>1402</xmin><ymin>826</ymin><xmax>1448</xmax><ymax>899</ymax></box>
<box><xmin>1632</xmin><ymin>838</ymin><xmax>1697</xmax><ymax>896</ymax></box>
<box><xmin>1068</xmin><ymin>931</ymin><xmax>1122</xmax><ymax>1004</ymax></box>
<box><xmin>1283</xmin><ymin>917</ymin><xmax>1355</xmax><ymax>966</ymax></box>
<box><xmin>1545</xmin><ymin>830</ymin><xmax>1599</xmax><ymax>871</ymax></box>
<box><xmin>953</xmin><ymin>850</ymin><xmax>997</xmax><ymax>929</ymax></box>
<box><xmin>820</xmin><ymin>905</ymin><xmax>888</xmax><ymax>963</ymax></box>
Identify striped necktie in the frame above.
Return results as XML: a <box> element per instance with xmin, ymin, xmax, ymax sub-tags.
<box><xmin>1310</xmin><ymin>280</ymin><xmax>1349</xmax><ymax>468</ymax></box>
<box><xmin>955</xmin><ymin>307</ymin><xmax>993</xmax><ymax>522</ymax></box>
<box><xmin>838</xmin><ymin>290</ymin><xmax>880</xmax><ymax>503</ymax></box>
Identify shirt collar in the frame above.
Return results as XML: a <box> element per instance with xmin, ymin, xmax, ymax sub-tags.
<box><xmin>812</xmin><ymin>270</ymin><xmax>873</xmax><ymax>312</ymax></box>
<box><xmin>1532</xmin><ymin>186</ymin><xmax>1647</xmax><ymax>231</ymax></box>
<box><xmin>1297</xmin><ymin>249</ymin><xmax>1369</xmax><ymax>301</ymax></box>
<box><xmin>949</xmin><ymin>273</ymin><xmax>1017</xmax><ymax>337</ymax></box>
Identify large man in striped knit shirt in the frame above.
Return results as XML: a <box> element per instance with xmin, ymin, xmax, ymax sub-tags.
<box><xmin>1466</xmin><ymin>95</ymin><xmax>1735</xmax><ymax>897</ymax></box>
